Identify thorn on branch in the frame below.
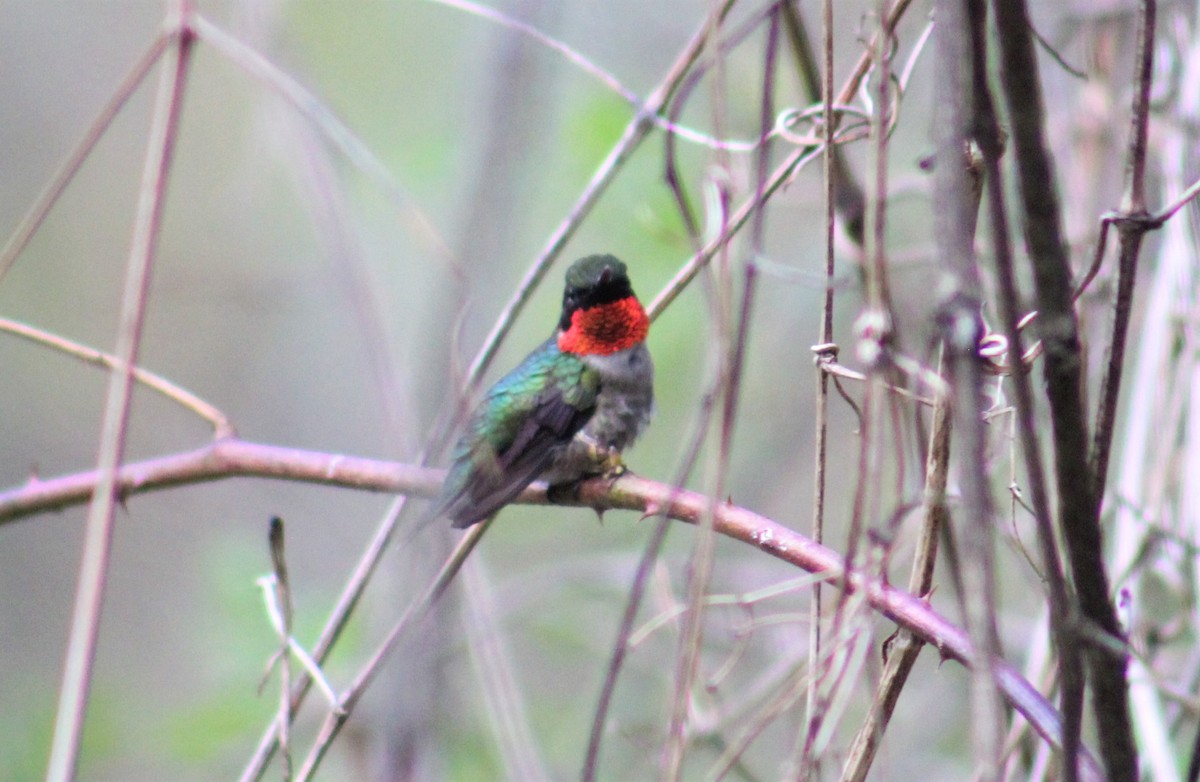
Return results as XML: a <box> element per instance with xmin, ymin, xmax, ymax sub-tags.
<box><xmin>640</xmin><ymin>500</ymin><xmax>664</xmax><ymax>520</ymax></box>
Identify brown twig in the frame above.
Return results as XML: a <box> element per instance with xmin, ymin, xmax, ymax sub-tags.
<box><xmin>581</xmin><ymin>516</ymin><xmax>673</xmax><ymax>782</ymax></box>
<box><xmin>1089</xmin><ymin>0</ymin><xmax>1157</xmax><ymax>519</ymax></box>
<box><xmin>866</xmin><ymin>0</ymin><xmax>896</xmax><ymax>321</ymax></box>
<box><xmin>459</xmin><ymin>555</ymin><xmax>549</xmax><ymax>781</ymax></box>
<box><xmin>0</xmin><ymin>317</ymin><xmax>233</xmax><ymax>437</ymax></box>
<box><xmin>661</xmin><ymin>8</ymin><xmax>741</xmax><ymax>773</ymax></box>
<box><xmin>294</xmin><ymin>515</ymin><xmax>494</xmax><ymax>780</ymax></box>
<box><xmin>432</xmin><ymin>0</ymin><xmax>760</xmax><ymax>152</ymax></box>
<box><xmin>967</xmin><ymin>3</ymin><xmax>1082</xmax><ymax>776</ymax></box>
<box><xmin>840</xmin><ymin>353</ymin><xmax>950</xmax><ymax>782</ymax></box>
<box><xmin>45</xmin><ymin>6</ymin><xmax>194</xmax><ymax>780</ymax></box>
<box><xmin>807</xmin><ymin>0</ymin><xmax>837</xmax><ymax>754</ymax></box>
<box><xmin>990</xmin><ymin>0</ymin><xmax>1139</xmax><ymax>777</ymax></box>
<box><xmin>780</xmin><ymin>1</ymin><xmax>867</xmax><ymax>246</ymax></box>
<box><xmin>0</xmin><ymin>33</ymin><xmax>170</xmax><ymax>283</ymax></box>
<box><xmin>240</xmin><ymin>494</ymin><xmax>413</xmax><ymax>781</ymax></box>
<box><xmin>817</xmin><ymin>357</ymin><xmax>939</xmax><ymax>405</ymax></box>
<box><xmin>266</xmin><ymin>518</ymin><xmax>294</xmax><ymax>780</ymax></box>
<box><xmin>710</xmin><ymin>664</ymin><xmax>810</xmax><ymax>780</ymax></box>
<box><xmin>801</xmin><ymin>3</ymin><xmax>906</xmax><ymax>773</ymax></box>
<box><xmin>1079</xmin><ymin>7</ymin><xmax>1158</xmax><ymax>777</ymax></box>
<box><xmin>1080</xmin><ymin>163</ymin><xmax>1200</xmax><ymax>308</ymax></box>
<box><xmin>668</xmin><ymin>12</ymin><xmax>780</xmax><ymax>778</ymax></box>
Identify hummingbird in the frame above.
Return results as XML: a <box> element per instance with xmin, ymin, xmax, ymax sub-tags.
<box><xmin>432</xmin><ymin>254</ymin><xmax>654</xmax><ymax>529</ymax></box>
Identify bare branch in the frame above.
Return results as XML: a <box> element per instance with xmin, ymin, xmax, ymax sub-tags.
<box><xmin>840</xmin><ymin>354</ymin><xmax>950</xmax><ymax>782</ymax></box>
<box><xmin>931</xmin><ymin>0</ymin><xmax>1004</xmax><ymax>775</ymax></box>
<box><xmin>46</xmin><ymin>6</ymin><xmax>195</xmax><ymax>779</ymax></box>
<box><xmin>1090</xmin><ymin>0</ymin><xmax>1158</xmax><ymax>515</ymax></box>
<box><xmin>647</xmin><ymin>0</ymin><xmax>917</xmax><ymax>321</ymax></box>
<box><xmin>807</xmin><ymin>0</ymin><xmax>838</xmax><ymax>758</ymax></box>
<box><xmin>0</xmin><ymin>440</ymin><xmax>438</xmax><ymax>525</ymax></box>
<box><xmin>972</xmin><ymin>14</ymin><xmax>1083</xmax><ymax>779</ymax></box>
<box><xmin>0</xmin><ymin>435</ymin><xmax>1103</xmax><ymax>780</ymax></box>
<box><xmin>295</xmin><ymin>515</ymin><xmax>494</xmax><ymax>780</ymax></box>
<box><xmin>428</xmin><ymin>0</ymin><xmax>758</xmax><ymax>151</ymax></box>
<box><xmin>0</xmin><ymin>317</ymin><xmax>233</xmax><ymax>437</ymax></box>
<box><xmin>990</xmin><ymin>0</ymin><xmax>1139</xmax><ymax>777</ymax></box>
<box><xmin>0</xmin><ymin>33</ymin><xmax>170</xmax><ymax>283</ymax></box>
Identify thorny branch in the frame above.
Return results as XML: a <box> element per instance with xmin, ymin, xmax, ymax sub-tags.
<box><xmin>0</xmin><ymin>437</ymin><xmax>1103</xmax><ymax>780</ymax></box>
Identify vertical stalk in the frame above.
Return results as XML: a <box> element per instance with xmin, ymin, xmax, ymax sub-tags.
<box><xmin>931</xmin><ymin>0</ymin><xmax>1004</xmax><ymax>776</ymax></box>
<box><xmin>46</xmin><ymin>7</ymin><xmax>194</xmax><ymax>781</ymax></box>
<box><xmin>964</xmin><ymin>0</ymin><xmax>1082</xmax><ymax>774</ymax></box>
<box><xmin>806</xmin><ymin>0</ymin><xmax>836</xmax><ymax>742</ymax></box>
<box><xmin>990</xmin><ymin>0</ymin><xmax>1139</xmax><ymax>776</ymax></box>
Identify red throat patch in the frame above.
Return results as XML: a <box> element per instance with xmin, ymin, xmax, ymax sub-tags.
<box><xmin>557</xmin><ymin>296</ymin><xmax>649</xmax><ymax>355</ymax></box>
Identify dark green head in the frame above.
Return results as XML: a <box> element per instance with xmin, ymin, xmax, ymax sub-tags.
<box><xmin>560</xmin><ymin>254</ymin><xmax>636</xmax><ymax>331</ymax></box>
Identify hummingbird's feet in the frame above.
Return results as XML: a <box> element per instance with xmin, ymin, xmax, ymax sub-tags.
<box><xmin>546</xmin><ymin>469</ymin><xmax>625</xmax><ymax>509</ymax></box>
<box><xmin>578</xmin><ymin>433</ymin><xmax>627</xmax><ymax>479</ymax></box>
<box><xmin>546</xmin><ymin>459</ymin><xmax>627</xmax><ymax>504</ymax></box>
<box><xmin>547</xmin><ymin>441</ymin><xmax>629</xmax><ymax>505</ymax></box>
<box><xmin>596</xmin><ymin>446</ymin><xmax>627</xmax><ymax>480</ymax></box>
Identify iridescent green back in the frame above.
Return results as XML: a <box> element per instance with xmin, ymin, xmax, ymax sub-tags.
<box><xmin>433</xmin><ymin>337</ymin><xmax>599</xmax><ymax>526</ymax></box>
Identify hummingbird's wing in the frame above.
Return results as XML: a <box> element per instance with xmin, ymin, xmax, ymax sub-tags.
<box><xmin>441</xmin><ymin>389</ymin><xmax>594</xmax><ymax>528</ymax></box>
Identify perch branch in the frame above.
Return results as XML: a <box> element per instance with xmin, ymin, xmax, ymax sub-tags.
<box><xmin>0</xmin><ymin>437</ymin><xmax>1102</xmax><ymax>780</ymax></box>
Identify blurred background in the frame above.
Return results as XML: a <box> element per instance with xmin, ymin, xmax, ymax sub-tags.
<box><xmin>0</xmin><ymin>1</ymin><xmax>1187</xmax><ymax>780</ymax></box>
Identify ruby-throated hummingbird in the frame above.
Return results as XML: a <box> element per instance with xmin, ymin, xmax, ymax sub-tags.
<box><xmin>431</xmin><ymin>254</ymin><xmax>654</xmax><ymax>529</ymax></box>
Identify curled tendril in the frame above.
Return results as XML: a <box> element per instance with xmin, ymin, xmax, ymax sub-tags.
<box><xmin>980</xmin><ymin>310</ymin><xmax>1044</xmax><ymax>376</ymax></box>
<box><xmin>773</xmin><ymin>103</ymin><xmax>871</xmax><ymax>146</ymax></box>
